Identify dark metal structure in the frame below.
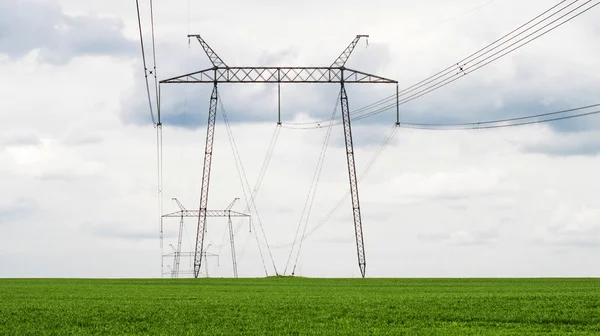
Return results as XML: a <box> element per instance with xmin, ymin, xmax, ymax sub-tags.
<box><xmin>160</xmin><ymin>34</ymin><xmax>398</xmax><ymax>278</ymax></box>
<box><xmin>162</xmin><ymin>198</ymin><xmax>249</xmax><ymax>278</ymax></box>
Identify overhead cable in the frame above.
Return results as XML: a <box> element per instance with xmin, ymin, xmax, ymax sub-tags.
<box><xmin>271</xmin><ymin>124</ymin><xmax>399</xmax><ymax>249</ymax></box>
<box><xmin>220</xmin><ymin>99</ymin><xmax>270</xmax><ymax>276</ymax></box>
<box><xmin>284</xmin><ymin>91</ymin><xmax>341</xmax><ymax>275</ymax></box>
<box><xmin>284</xmin><ymin>0</ymin><xmax>599</xmax><ymax>129</ymax></box>
<box><xmin>402</xmin><ymin>108</ymin><xmax>600</xmax><ymax>130</ymax></box>
<box><xmin>135</xmin><ymin>0</ymin><xmax>157</xmax><ymax>126</ymax></box>
<box><xmin>218</xmin><ymin>93</ymin><xmax>280</xmax><ymax>276</ymax></box>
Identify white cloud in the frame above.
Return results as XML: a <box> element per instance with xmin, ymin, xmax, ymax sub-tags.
<box><xmin>0</xmin><ymin>0</ymin><xmax>136</xmax><ymax>63</ymax></box>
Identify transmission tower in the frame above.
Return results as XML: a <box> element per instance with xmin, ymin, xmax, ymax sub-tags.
<box><xmin>160</xmin><ymin>34</ymin><xmax>398</xmax><ymax>278</ymax></box>
<box><xmin>162</xmin><ymin>251</ymin><xmax>218</xmax><ymax>278</ymax></box>
<box><xmin>162</xmin><ymin>197</ymin><xmax>249</xmax><ymax>278</ymax></box>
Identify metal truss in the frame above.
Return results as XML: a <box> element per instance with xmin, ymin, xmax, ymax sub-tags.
<box><xmin>161</xmin><ymin>67</ymin><xmax>396</xmax><ymax>84</ymax></box>
<box><xmin>163</xmin><ymin>209</ymin><xmax>250</xmax><ymax>218</ymax></box>
<box><xmin>164</xmin><ymin>252</ymin><xmax>218</xmax><ymax>258</ymax></box>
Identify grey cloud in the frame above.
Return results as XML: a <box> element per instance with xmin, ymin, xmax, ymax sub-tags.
<box><xmin>345</xmin><ymin>42</ymin><xmax>392</xmax><ymax>75</ymax></box>
<box><xmin>388</xmin><ymin>169</ymin><xmax>519</xmax><ymax>205</ymax></box>
<box><xmin>257</xmin><ymin>47</ymin><xmax>300</xmax><ymax>66</ymax></box>
<box><xmin>533</xmin><ymin>206</ymin><xmax>600</xmax><ymax>248</ymax></box>
<box><xmin>0</xmin><ymin>130</ymin><xmax>41</xmax><ymax>151</ymax></box>
<box><xmin>417</xmin><ymin>233</ymin><xmax>449</xmax><ymax>242</ymax></box>
<box><xmin>87</xmin><ymin>222</ymin><xmax>169</xmax><ymax>241</ymax></box>
<box><xmin>62</xmin><ymin>133</ymin><xmax>104</xmax><ymax>146</ymax></box>
<box><xmin>38</xmin><ymin>172</ymin><xmax>80</xmax><ymax>182</ymax></box>
<box><xmin>329</xmin><ymin>124</ymin><xmax>396</xmax><ymax>149</ymax></box>
<box><xmin>521</xmin><ymin>132</ymin><xmax>600</xmax><ymax>157</ymax></box>
<box><xmin>400</xmin><ymin>94</ymin><xmax>598</xmax><ymax>130</ymax></box>
<box><xmin>0</xmin><ymin>0</ymin><xmax>135</xmax><ymax>64</ymax></box>
<box><xmin>310</xmin><ymin>237</ymin><xmax>354</xmax><ymax>244</ymax></box>
<box><xmin>418</xmin><ymin>227</ymin><xmax>500</xmax><ymax>247</ymax></box>
<box><xmin>0</xmin><ymin>198</ymin><xmax>40</xmax><ymax>223</ymax></box>
<box><xmin>535</xmin><ymin>226</ymin><xmax>600</xmax><ymax>249</ymax></box>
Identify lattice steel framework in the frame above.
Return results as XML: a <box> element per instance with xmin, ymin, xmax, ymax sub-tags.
<box><xmin>160</xmin><ymin>34</ymin><xmax>398</xmax><ymax>278</ymax></box>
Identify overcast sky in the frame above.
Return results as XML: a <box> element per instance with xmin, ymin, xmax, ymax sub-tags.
<box><xmin>1</xmin><ymin>0</ymin><xmax>599</xmax><ymax>278</ymax></box>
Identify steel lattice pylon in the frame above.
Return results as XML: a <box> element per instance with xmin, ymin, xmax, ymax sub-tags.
<box><xmin>160</xmin><ymin>34</ymin><xmax>398</xmax><ymax>278</ymax></box>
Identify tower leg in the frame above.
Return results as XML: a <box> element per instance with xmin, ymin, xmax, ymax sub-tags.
<box><xmin>340</xmin><ymin>83</ymin><xmax>367</xmax><ymax>278</ymax></box>
<box><xmin>228</xmin><ymin>215</ymin><xmax>238</xmax><ymax>278</ymax></box>
<box><xmin>171</xmin><ymin>255</ymin><xmax>176</xmax><ymax>278</ymax></box>
<box><xmin>193</xmin><ymin>83</ymin><xmax>219</xmax><ymax>278</ymax></box>
<box><xmin>204</xmin><ymin>252</ymin><xmax>209</xmax><ymax>278</ymax></box>
<box><xmin>173</xmin><ymin>215</ymin><xmax>184</xmax><ymax>278</ymax></box>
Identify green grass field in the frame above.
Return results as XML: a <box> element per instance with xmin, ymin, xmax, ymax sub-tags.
<box><xmin>1</xmin><ymin>278</ymin><xmax>599</xmax><ymax>335</ymax></box>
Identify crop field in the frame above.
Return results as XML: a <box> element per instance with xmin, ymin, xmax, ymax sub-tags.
<box><xmin>0</xmin><ymin>278</ymin><xmax>599</xmax><ymax>335</ymax></box>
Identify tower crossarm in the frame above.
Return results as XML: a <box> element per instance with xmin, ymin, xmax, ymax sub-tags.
<box><xmin>164</xmin><ymin>252</ymin><xmax>218</xmax><ymax>257</ymax></box>
<box><xmin>162</xmin><ymin>210</ymin><xmax>250</xmax><ymax>218</ymax></box>
<box><xmin>188</xmin><ymin>35</ymin><xmax>228</xmax><ymax>68</ymax></box>
<box><xmin>331</xmin><ymin>35</ymin><xmax>369</xmax><ymax>68</ymax></box>
<box><xmin>160</xmin><ymin>67</ymin><xmax>396</xmax><ymax>84</ymax></box>
<box><xmin>225</xmin><ymin>198</ymin><xmax>240</xmax><ymax>211</ymax></box>
<box><xmin>172</xmin><ymin>198</ymin><xmax>187</xmax><ymax>211</ymax></box>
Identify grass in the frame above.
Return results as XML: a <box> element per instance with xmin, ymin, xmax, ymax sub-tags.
<box><xmin>0</xmin><ymin>278</ymin><xmax>599</xmax><ymax>335</ymax></box>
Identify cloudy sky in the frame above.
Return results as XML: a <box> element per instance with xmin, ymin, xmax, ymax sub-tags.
<box><xmin>1</xmin><ymin>0</ymin><xmax>599</xmax><ymax>278</ymax></box>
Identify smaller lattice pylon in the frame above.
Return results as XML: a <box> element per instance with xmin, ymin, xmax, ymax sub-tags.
<box><xmin>162</xmin><ymin>198</ymin><xmax>249</xmax><ymax>278</ymax></box>
<box><xmin>163</xmin><ymin>251</ymin><xmax>219</xmax><ymax>278</ymax></box>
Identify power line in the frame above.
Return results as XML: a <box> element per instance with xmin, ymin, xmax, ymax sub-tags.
<box><xmin>301</xmin><ymin>126</ymin><xmax>399</xmax><ymax>242</ymax></box>
<box><xmin>271</xmin><ymin>125</ymin><xmax>399</xmax><ymax>249</ymax></box>
<box><xmin>283</xmin><ymin>0</ymin><xmax>599</xmax><ymax>129</ymax></box>
<box><xmin>359</xmin><ymin>0</ymin><xmax>591</xmax><ymax>116</ymax></box>
<box><xmin>285</xmin><ymin>0</ymin><xmax>576</xmax><ymax>126</ymax></box>
<box><xmin>284</xmin><ymin>91</ymin><xmax>341</xmax><ymax>275</ymax></box>
<box><xmin>349</xmin><ymin>102</ymin><xmax>600</xmax><ymax>130</ymax></box>
<box><xmin>220</xmin><ymin>98</ymin><xmax>269</xmax><ymax>276</ymax></box>
<box><xmin>149</xmin><ymin>0</ymin><xmax>159</xmax><ymax>115</ymax></box>
<box><xmin>273</xmin><ymin>103</ymin><xmax>600</xmax><ymax>248</ymax></box>
<box><xmin>402</xmin><ymin>103</ymin><xmax>600</xmax><ymax>127</ymax></box>
<box><xmin>393</xmin><ymin>0</ymin><xmax>599</xmax><ymax>108</ymax></box>
<box><xmin>156</xmin><ymin>123</ymin><xmax>164</xmax><ymax>276</ymax></box>
<box><xmin>397</xmin><ymin>0</ymin><xmax>579</xmax><ymax>99</ymax></box>
<box><xmin>402</xmin><ymin>108</ymin><xmax>600</xmax><ymax>130</ymax></box>
<box><xmin>218</xmin><ymin>94</ymin><xmax>280</xmax><ymax>275</ymax></box>
<box><xmin>216</xmin><ymin>124</ymin><xmax>281</xmax><ymax>256</ymax></box>
<box><xmin>135</xmin><ymin>0</ymin><xmax>157</xmax><ymax>126</ymax></box>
